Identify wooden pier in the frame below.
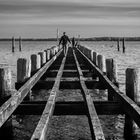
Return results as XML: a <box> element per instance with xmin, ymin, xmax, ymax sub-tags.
<box><xmin>0</xmin><ymin>44</ymin><xmax>140</xmax><ymax>139</ymax></box>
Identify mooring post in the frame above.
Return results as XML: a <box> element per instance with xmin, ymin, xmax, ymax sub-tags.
<box><xmin>19</xmin><ymin>36</ymin><xmax>22</xmax><ymax>52</ymax></box>
<box><xmin>106</xmin><ymin>58</ymin><xmax>117</xmax><ymax>100</ymax></box>
<box><xmin>124</xmin><ymin>68</ymin><xmax>139</xmax><ymax>140</ymax></box>
<box><xmin>117</xmin><ymin>38</ymin><xmax>120</xmax><ymax>52</ymax></box>
<box><xmin>92</xmin><ymin>51</ymin><xmax>97</xmax><ymax>65</ymax></box>
<box><xmin>31</xmin><ymin>54</ymin><xmax>41</xmax><ymax>75</ymax></box>
<box><xmin>50</xmin><ymin>47</ymin><xmax>54</xmax><ymax>58</ymax></box>
<box><xmin>12</xmin><ymin>36</ymin><xmax>15</xmax><ymax>53</ymax></box>
<box><xmin>46</xmin><ymin>49</ymin><xmax>51</xmax><ymax>61</ymax></box>
<box><xmin>17</xmin><ymin>58</ymin><xmax>31</xmax><ymax>100</ymax></box>
<box><xmin>38</xmin><ymin>52</ymin><xmax>46</xmax><ymax>66</ymax></box>
<box><xmin>0</xmin><ymin>67</ymin><xmax>13</xmax><ymax>139</ymax></box>
<box><xmin>122</xmin><ymin>38</ymin><xmax>125</xmax><ymax>53</ymax></box>
<box><xmin>97</xmin><ymin>54</ymin><xmax>106</xmax><ymax>73</ymax></box>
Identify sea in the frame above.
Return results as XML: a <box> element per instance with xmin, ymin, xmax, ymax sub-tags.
<box><xmin>0</xmin><ymin>40</ymin><xmax>140</xmax><ymax>139</ymax></box>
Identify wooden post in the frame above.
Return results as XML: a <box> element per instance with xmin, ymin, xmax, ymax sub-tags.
<box><xmin>124</xmin><ymin>68</ymin><xmax>139</xmax><ymax>139</ymax></box>
<box><xmin>12</xmin><ymin>37</ymin><xmax>15</xmax><ymax>53</ymax></box>
<box><xmin>97</xmin><ymin>55</ymin><xmax>106</xmax><ymax>73</ymax></box>
<box><xmin>46</xmin><ymin>49</ymin><xmax>51</xmax><ymax>61</ymax></box>
<box><xmin>92</xmin><ymin>51</ymin><xmax>97</xmax><ymax>65</ymax></box>
<box><xmin>0</xmin><ymin>67</ymin><xmax>13</xmax><ymax>139</ymax></box>
<box><xmin>122</xmin><ymin>38</ymin><xmax>125</xmax><ymax>53</ymax></box>
<box><xmin>31</xmin><ymin>54</ymin><xmax>41</xmax><ymax>74</ymax></box>
<box><xmin>19</xmin><ymin>36</ymin><xmax>22</xmax><ymax>52</ymax></box>
<box><xmin>106</xmin><ymin>58</ymin><xmax>117</xmax><ymax>100</ymax></box>
<box><xmin>50</xmin><ymin>48</ymin><xmax>53</xmax><ymax>58</ymax></box>
<box><xmin>38</xmin><ymin>52</ymin><xmax>46</xmax><ymax>66</ymax></box>
<box><xmin>17</xmin><ymin>58</ymin><xmax>31</xmax><ymax>100</ymax></box>
<box><xmin>117</xmin><ymin>38</ymin><xmax>120</xmax><ymax>52</ymax></box>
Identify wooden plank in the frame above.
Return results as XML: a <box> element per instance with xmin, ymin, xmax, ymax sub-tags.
<box><xmin>73</xmin><ymin>50</ymin><xmax>105</xmax><ymax>140</ymax></box>
<box><xmin>77</xmin><ymin>47</ymin><xmax>140</xmax><ymax>128</ymax></box>
<box><xmin>13</xmin><ymin>101</ymin><xmax>123</xmax><ymax>115</ymax></box>
<box><xmin>0</xmin><ymin>49</ymin><xmax>62</xmax><ymax>128</ymax></box>
<box><xmin>50</xmin><ymin>69</ymin><xmax>89</xmax><ymax>72</ymax></box>
<box><xmin>31</xmin><ymin>49</ymin><xmax>67</xmax><ymax>140</ymax></box>
<box><xmin>45</xmin><ymin>77</ymin><xmax>96</xmax><ymax>82</ymax></box>
<box><xmin>31</xmin><ymin>80</ymin><xmax>107</xmax><ymax>90</ymax></box>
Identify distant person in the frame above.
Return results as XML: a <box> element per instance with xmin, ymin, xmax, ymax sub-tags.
<box><xmin>59</xmin><ymin>32</ymin><xmax>71</xmax><ymax>56</ymax></box>
<box><xmin>72</xmin><ymin>37</ymin><xmax>75</xmax><ymax>48</ymax></box>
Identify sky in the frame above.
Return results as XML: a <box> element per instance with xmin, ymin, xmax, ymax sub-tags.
<box><xmin>0</xmin><ymin>0</ymin><xmax>140</xmax><ymax>38</ymax></box>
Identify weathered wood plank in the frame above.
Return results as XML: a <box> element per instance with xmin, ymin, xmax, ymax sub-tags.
<box><xmin>31</xmin><ymin>79</ymin><xmax>107</xmax><ymax>90</ymax></box>
<box><xmin>45</xmin><ymin>77</ymin><xmax>96</xmax><ymax>82</ymax></box>
<box><xmin>0</xmin><ymin>49</ymin><xmax>62</xmax><ymax>128</ymax></box>
<box><xmin>31</xmin><ymin>49</ymin><xmax>67</xmax><ymax>140</ymax></box>
<box><xmin>13</xmin><ymin>101</ymin><xmax>123</xmax><ymax>115</ymax></box>
<box><xmin>77</xmin><ymin>47</ymin><xmax>140</xmax><ymax>128</ymax></box>
<box><xmin>73</xmin><ymin>50</ymin><xmax>105</xmax><ymax>140</ymax></box>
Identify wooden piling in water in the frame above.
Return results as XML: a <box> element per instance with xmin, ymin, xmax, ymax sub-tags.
<box><xmin>19</xmin><ymin>37</ymin><xmax>22</xmax><ymax>52</ymax></box>
<box><xmin>31</xmin><ymin>54</ymin><xmax>41</xmax><ymax>74</ymax></box>
<box><xmin>106</xmin><ymin>58</ymin><xmax>117</xmax><ymax>100</ymax></box>
<box><xmin>124</xmin><ymin>68</ymin><xmax>139</xmax><ymax>139</ymax></box>
<box><xmin>46</xmin><ymin>49</ymin><xmax>51</xmax><ymax>61</ymax></box>
<box><xmin>92</xmin><ymin>51</ymin><xmax>97</xmax><ymax>65</ymax></box>
<box><xmin>38</xmin><ymin>52</ymin><xmax>46</xmax><ymax>66</ymax></box>
<box><xmin>97</xmin><ymin>54</ymin><xmax>106</xmax><ymax>73</ymax></box>
<box><xmin>17</xmin><ymin>58</ymin><xmax>31</xmax><ymax>100</ymax></box>
<box><xmin>0</xmin><ymin>67</ymin><xmax>13</xmax><ymax>139</ymax></box>
<box><xmin>12</xmin><ymin>37</ymin><xmax>15</xmax><ymax>53</ymax></box>
<box><xmin>117</xmin><ymin>38</ymin><xmax>120</xmax><ymax>52</ymax></box>
<box><xmin>122</xmin><ymin>38</ymin><xmax>125</xmax><ymax>53</ymax></box>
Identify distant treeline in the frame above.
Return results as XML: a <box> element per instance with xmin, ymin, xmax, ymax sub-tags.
<box><xmin>1</xmin><ymin>37</ymin><xmax>140</xmax><ymax>41</ymax></box>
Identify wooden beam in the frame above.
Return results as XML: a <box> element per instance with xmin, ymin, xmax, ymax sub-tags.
<box><xmin>31</xmin><ymin>48</ymin><xmax>67</xmax><ymax>140</ymax></box>
<box><xmin>31</xmin><ymin>80</ymin><xmax>107</xmax><ymax>90</ymax></box>
<box><xmin>73</xmin><ymin>50</ymin><xmax>105</xmax><ymax>140</ymax></box>
<box><xmin>50</xmin><ymin>69</ymin><xmax>89</xmax><ymax>73</ymax></box>
<box><xmin>45</xmin><ymin>77</ymin><xmax>97</xmax><ymax>82</ymax></box>
<box><xmin>77</xmin><ymin>47</ymin><xmax>140</xmax><ymax>128</ymax></box>
<box><xmin>13</xmin><ymin>101</ymin><xmax>123</xmax><ymax>115</ymax></box>
<box><xmin>0</xmin><ymin>50</ymin><xmax>62</xmax><ymax>128</ymax></box>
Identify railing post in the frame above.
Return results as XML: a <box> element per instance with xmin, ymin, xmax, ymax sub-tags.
<box><xmin>0</xmin><ymin>67</ymin><xmax>13</xmax><ymax>139</ymax></box>
<box><xmin>106</xmin><ymin>58</ymin><xmax>117</xmax><ymax>100</ymax></box>
<box><xmin>17</xmin><ymin>58</ymin><xmax>31</xmax><ymax>100</ymax></box>
<box><xmin>124</xmin><ymin>68</ymin><xmax>139</xmax><ymax>139</ymax></box>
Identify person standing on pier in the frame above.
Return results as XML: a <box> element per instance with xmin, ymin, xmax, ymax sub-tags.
<box><xmin>59</xmin><ymin>32</ymin><xmax>71</xmax><ymax>56</ymax></box>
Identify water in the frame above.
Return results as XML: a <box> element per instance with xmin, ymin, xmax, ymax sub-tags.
<box><xmin>0</xmin><ymin>40</ymin><xmax>140</xmax><ymax>139</ymax></box>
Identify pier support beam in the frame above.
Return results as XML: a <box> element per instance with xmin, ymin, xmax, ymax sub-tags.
<box><xmin>17</xmin><ymin>58</ymin><xmax>31</xmax><ymax>100</ymax></box>
<box><xmin>31</xmin><ymin>54</ymin><xmax>41</xmax><ymax>75</ymax></box>
<box><xmin>124</xmin><ymin>68</ymin><xmax>139</xmax><ymax>140</ymax></box>
<box><xmin>106</xmin><ymin>58</ymin><xmax>117</xmax><ymax>101</ymax></box>
<box><xmin>0</xmin><ymin>67</ymin><xmax>13</xmax><ymax>139</ymax></box>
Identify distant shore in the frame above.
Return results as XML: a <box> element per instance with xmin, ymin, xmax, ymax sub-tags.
<box><xmin>0</xmin><ymin>37</ymin><xmax>140</xmax><ymax>41</ymax></box>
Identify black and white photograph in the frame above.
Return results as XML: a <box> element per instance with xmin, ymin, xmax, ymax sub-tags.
<box><xmin>0</xmin><ymin>0</ymin><xmax>140</xmax><ymax>139</ymax></box>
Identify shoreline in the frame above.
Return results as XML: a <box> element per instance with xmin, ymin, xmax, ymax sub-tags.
<box><xmin>0</xmin><ymin>37</ymin><xmax>140</xmax><ymax>41</ymax></box>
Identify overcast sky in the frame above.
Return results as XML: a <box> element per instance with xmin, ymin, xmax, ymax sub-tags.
<box><xmin>0</xmin><ymin>0</ymin><xmax>140</xmax><ymax>38</ymax></box>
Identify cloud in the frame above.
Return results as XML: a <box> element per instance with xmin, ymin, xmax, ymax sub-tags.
<box><xmin>0</xmin><ymin>0</ymin><xmax>140</xmax><ymax>37</ymax></box>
